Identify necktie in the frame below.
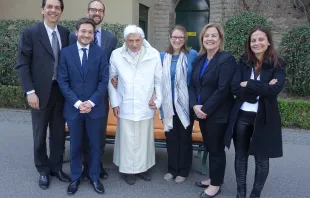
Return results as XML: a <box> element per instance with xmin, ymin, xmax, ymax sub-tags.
<box><xmin>94</xmin><ymin>30</ymin><xmax>99</xmax><ymax>46</ymax></box>
<box><xmin>81</xmin><ymin>48</ymin><xmax>88</xmax><ymax>77</ymax></box>
<box><xmin>52</xmin><ymin>31</ymin><xmax>60</xmax><ymax>80</ymax></box>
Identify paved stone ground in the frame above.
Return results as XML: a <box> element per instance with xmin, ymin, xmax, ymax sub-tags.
<box><xmin>0</xmin><ymin>108</ymin><xmax>310</xmax><ymax>198</ymax></box>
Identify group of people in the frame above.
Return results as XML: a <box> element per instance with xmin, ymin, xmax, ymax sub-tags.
<box><xmin>16</xmin><ymin>0</ymin><xmax>286</xmax><ymax>197</ymax></box>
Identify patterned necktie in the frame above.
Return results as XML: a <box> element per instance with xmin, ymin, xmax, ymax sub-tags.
<box><xmin>81</xmin><ymin>48</ymin><xmax>88</xmax><ymax>77</ymax></box>
<box><xmin>52</xmin><ymin>31</ymin><xmax>60</xmax><ymax>80</ymax></box>
<box><xmin>94</xmin><ymin>30</ymin><xmax>99</xmax><ymax>46</ymax></box>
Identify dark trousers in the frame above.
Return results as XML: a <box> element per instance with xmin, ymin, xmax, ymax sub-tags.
<box><xmin>31</xmin><ymin>82</ymin><xmax>65</xmax><ymax>175</ymax></box>
<box><xmin>165</xmin><ymin>113</ymin><xmax>194</xmax><ymax>177</ymax></box>
<box><xmin>233</xmin><ymin>110</ymin><xmax>269</xmax><ymax>198</ymax></box>
<box><xmin>82</xmin><ymin>94</ymin><xmax>108</xmax><ymax>169</ymax></box>
<box><xmin>67</xmin><ymin>114</ymin><xmax>102</xmax><ymax>182</ymax></box>
<box><xmin>199</xmin><ymin>120</ymin><xmax>227</xmax><ymax>186</ymax></box>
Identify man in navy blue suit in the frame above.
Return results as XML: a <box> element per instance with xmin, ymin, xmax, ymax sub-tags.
<box><xmin>57</xmin><ymin>17</ymin><xmax>109</xmax><ymax>195</ymax></box>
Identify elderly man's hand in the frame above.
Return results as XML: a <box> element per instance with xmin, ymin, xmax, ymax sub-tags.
<box><xmin>149</xmin><ymin>91</ymin><xmax>157</xmax><ymax>109</ymax></box>
<box><xmin>111</xmin><ymin>75</ymin><xmax>118</xmax><ymax>88</ymax></box>
<box><xmin>113</xmin><ymin>106</ymin><xmax>120</xmax><ymax>119</ymax></box>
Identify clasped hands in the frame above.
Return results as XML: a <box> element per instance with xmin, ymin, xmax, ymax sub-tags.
<box><xmin>240</xmin><ymin>78</ymin><xmax>278</xmax><ymax>87</ymax></box>
<box><xmin>193</xmin><ymin>105</ymin><xmax>207</xmax><ymax>119</ymax></box>
<box><xmin>78</xmin><ymin>101</ymin><xmax>92</xmax><ymax>113</ymax></box>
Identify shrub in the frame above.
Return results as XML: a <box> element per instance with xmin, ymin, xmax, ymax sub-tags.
<box><xmin>1</xmin><ymin>85</ymin><xmax>309</xmax><ymax>129</ymax></box>
<box><xmin>224</xmin><ymin>12</ymin><xmax>270</xmax><ymax>59</ymax></box>
<box><xmin>0</xmin><ymin>85</ymin><xmax>27</xmax><ymax>109</ymax></box>
<box><xmin>278</xmin><ymin>98</ymin><xmax>310</xmax><ymax>129</ymax></box>
<box><xmin>0</xmin><ymin>20</ymin><xmax>125</xmax><ymax>86</ymax></box>
<box><xmin>279</xmin><ymin>26</ymin><xmax>310</xmax><ymax>97</ymax></box>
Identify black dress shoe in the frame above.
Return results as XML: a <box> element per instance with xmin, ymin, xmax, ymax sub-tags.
<box><xmin>39</xmin><ymin>175</ymin><xmax>50</xmax><ymax>190</ymax></box>
<box><xmin>136</xmin><ymin>172</ymin><xmax>152</xmax><ymax>181</ymax></box>
<box><xmin>200</xmin><ymin>188</ymin><xmax>221</xmax><ymax>198</ymax></box>
<box><xmin>50</xmin><ymin>170</ymin><xmax>71</xmax><ymax>182</ymax></box>
<box><xmin>90</xmin><ymin>180</ymin><xmax>105</xmax><ymax>194</ymax></box>
<box><xmin>99</xmin><ymin>167</ymin><xmax>109</xmax><ymax>180</ymax></box>
<box><xmin>67</xmin><ymin>179</ymin><xmax>81</xmax><ymax>195</ymax></box>
<box><xmin>195</xmin><ymin>181</ymin><xmax>209</xmax><ymax>188</ymax></box>
<box><xmin>124</xmin><ymin>174</ymin><xmax>136</xmax><ymax>185</ymax></box>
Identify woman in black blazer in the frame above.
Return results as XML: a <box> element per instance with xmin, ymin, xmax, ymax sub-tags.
<box><xmin>189</xmin><ymin>23</ymin><xmax>237</xmax><ymax>198</ymax></box>
<box><xmin>225</xmin><ymin>26</ymin><xmax>286</xmax><ymax>198</ymax></box>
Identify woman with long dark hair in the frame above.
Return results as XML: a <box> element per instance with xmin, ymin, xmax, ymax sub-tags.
<box><xmin>225</xmin><ymin>26</ymin><xmax>286</xmax><ymax>198</ymax></box>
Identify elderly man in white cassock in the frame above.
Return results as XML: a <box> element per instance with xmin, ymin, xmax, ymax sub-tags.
<box><xmin>108</xmin><ymin>24</ymin><xmax>162</xmax><ymax>185</ymax></box>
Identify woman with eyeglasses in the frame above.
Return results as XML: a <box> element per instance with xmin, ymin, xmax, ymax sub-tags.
<box><xmin>225</xmin><ymin>26</ymin><xmax>286</xmax><ymax>198</ymax></box>
<box><xmin>160</xmin><ymin>25</ymin><xmax>198</xmax><ymax>184</ymax></box>
<box><xmin>189</xmin><ymin>23</ymin><xmax>237</xmax><ymax>198</ymax></box>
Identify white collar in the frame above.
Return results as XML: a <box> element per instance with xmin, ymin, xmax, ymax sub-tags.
<box><xmin>76</xmin><ymin>41</ymin><xmax>90</xmax><ymax>51</ymax></box>
<box><xmin>96</xmin><ymin>27</ymin><xmax>102</xmax><ymax>34</ymax></box>
<box><xmin>44</xmin><ymin>21</ymin><xmax>58</xmax><ymax>36</ymax></box>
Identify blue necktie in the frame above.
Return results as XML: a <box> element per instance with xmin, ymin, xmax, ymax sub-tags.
<box><xmin>81</xmin><ymin>48</ymin><xmax>87</xmax><ymax>76</ymax></box>
<box><xmin>94</xmin><ymin>30</ymin><xmax>99</xmax><ymax>45</ymax></box>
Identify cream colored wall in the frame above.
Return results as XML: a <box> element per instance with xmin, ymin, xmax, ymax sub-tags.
<box><xmin>0</xmin><ymin>0</ymin><xmax>134</xmax><ymax>25</ymax></box>
<box><xmin>0</xmin><ymin>0</ymin><xmax>155</xmax><ymax>44</ymax></box>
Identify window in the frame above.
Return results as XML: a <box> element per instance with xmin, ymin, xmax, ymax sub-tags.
<box><xmin>139</xmin><ymin>4</ymin><xmax>149</xmax><ymax>40</ymax></box>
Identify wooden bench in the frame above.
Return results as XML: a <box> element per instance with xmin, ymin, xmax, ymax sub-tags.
<box><xmin>65</xmin><ymin>106</ymin><xmax>208</xmax><ymax>174</ymax></box>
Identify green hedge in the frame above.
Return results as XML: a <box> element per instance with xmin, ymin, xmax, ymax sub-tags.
<box><xmin>1</xmin><ymin>85</ymin><xmax>309</xmax><ymax>129</ymax></box>
<box><xmin>279</xmin><ymin>26</ymin><xmax>310</xmax><ymax>97</ymax></box>
<box><xmin>0</xmin><ymin>85</ymin><xmax>27</xmax><ymax>109</ymax></box>
<box><xmin>224</xmin><ymin>12</ymin><xmax>271</xmax><ymax>59</ymax></box>
<box><xmin>0</xmin><ymin>20</ymin><xmax>125</xmax><ymax>86</ymax></box>
<box><xmin>278</xmin><ymin>98</ymin><xmax>310</xmax><ymax>128</ymax></box>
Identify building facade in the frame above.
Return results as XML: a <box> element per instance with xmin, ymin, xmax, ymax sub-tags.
<box><xmin>0</xmin><ymin>0</ymin><xmax>156</xmax><ymax>44</ymax></box>
<box><xmin>153</xmin><ymin>0</ymin><xmax>308</xmax><ymax>50</ymax></box>
<box><xmin>0</xmin><ymin>0</ymin><xmax>308</xmax><ymax>50</ymax></box>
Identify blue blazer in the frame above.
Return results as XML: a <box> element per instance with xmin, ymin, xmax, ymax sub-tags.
<box><xmin>57</xmin><ymin>43</ymin><xmax>109</xmax><ymax>120</ymax></box>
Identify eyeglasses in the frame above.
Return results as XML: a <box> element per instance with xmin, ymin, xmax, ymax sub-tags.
<box><xmin>170</xmin><ymin>36</ymin><xmax>185</xmax><ymax>41</ymax></box>
<box><xmin>89</xmin><ymin>8</ymin><xmax>104</xmax><ymax>14</ymax></box>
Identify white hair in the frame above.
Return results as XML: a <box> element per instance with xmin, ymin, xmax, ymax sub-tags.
<box><xmin>123</xmin><ymin>24</ymin><xmax>145</xmax><ymax>40</ymax></box>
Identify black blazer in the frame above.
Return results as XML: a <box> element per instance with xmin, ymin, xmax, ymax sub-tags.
<box><xmin>189</xmin><ymin>51</ymin><xmax>237</xmax><ymax>123</ymax></box>
<box><xmin>69</xmin><ymin>27</ymin><xmax>117</xmax><ymax>61</ymax></box>
<box><xmin>225</xmin><ymin>54</ymin><xmax>286</xmax><ymax>158</ymax></box>
<box><xmin>16</xmin><ymin>22</ymin><xmax>70</xmax><ymax>109</ymax></box>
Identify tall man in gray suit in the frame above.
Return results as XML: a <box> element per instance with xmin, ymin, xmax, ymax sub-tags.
<box><xmin>69</xmin><ymin>0</ymin><xmax>118</xmax><ymax>180</ymax></box>
<box><xmin>16</xmin><ymin>0</ymin><xmax>71</xmax><ymax>190</ymax></box>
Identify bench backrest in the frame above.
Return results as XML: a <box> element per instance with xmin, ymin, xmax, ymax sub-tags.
<box><xmin>107</xmin><ymin>106</ymin><xmax>200</xmax><ymax>133</ymax></box>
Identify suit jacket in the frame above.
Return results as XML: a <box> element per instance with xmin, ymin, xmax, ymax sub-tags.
<box><xmin>69</xmin><ymin>27</ymin><xmax>117</xmax><ymax>61</ymax></box>
<box><xmin>189</xmin><ymin>51</ymin><xmax>237</xmax><ymax>123</ymax></box>
<box><xmin>57</xmin><ymin>43</ymin><xmax>109</xmax><ymax>120</ymax></box>
<box><xmin>16</xmin><ymin>22</ymin><xmax>70</xmax><ymax>109</ymax></box>
<box><xmin>225</xmin><ymin>54</ymin><xmax>286</xmax><ymax>158</ymax></box>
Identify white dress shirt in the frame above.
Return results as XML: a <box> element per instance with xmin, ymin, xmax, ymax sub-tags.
<box><xmin>73</xmin><ymin>41</ymin><xmax>95</xmax><ymax>109</ymax></box>
<box><xmin>240</xmin><ymin>68</ymin><xmax>260</xmax><ymax>112</ymax></box>
<box><xmin>26</xmin><ymin>22</ymin><xmax>62</xmax><ymax>95</ymax></box>
<box><xmin>95</xmin><ymin>27</ymin><xmax>102</xmax><ymax>47</ymax></box>
<box><xmin>44</xmin><ymin>22</ymin><xmax>62</xmax><ymax>50</ymax></box>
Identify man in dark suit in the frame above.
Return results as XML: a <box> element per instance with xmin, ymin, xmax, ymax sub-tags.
<box><xmin>16</xmin><ymin>0</ymin><xmax>70</xmax><ymax>190</ymax></box>
<box><xmin>57</xmin><ymin>17</ymin><xmax>109</xmax><ymax>195</ymax></box>
<box><xmin>68</xmin><ymin>0</ymin><xmax>117</xmax><ymax>180</ymax></box>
